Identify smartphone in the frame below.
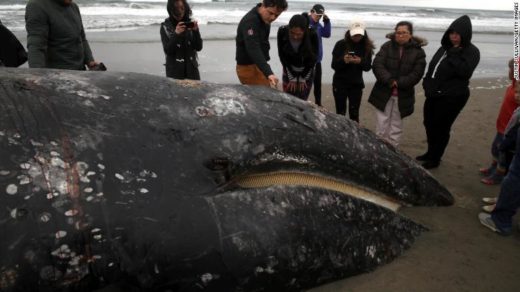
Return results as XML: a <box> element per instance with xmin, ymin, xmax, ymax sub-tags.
<box><xmin>348</xmin><ymin>51</ymin><xmax>356</xmax><ymax>56</ymax></box>
<box><xmin>184</xmin><ymin>21</ymin><xmax>195</xmax><ymax>29</ymax></box>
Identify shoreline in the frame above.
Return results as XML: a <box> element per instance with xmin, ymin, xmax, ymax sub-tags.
<box><xmin>12</xmin><ymin>24</ymin><xmax>513</xmax><ymax>83</ymax></box>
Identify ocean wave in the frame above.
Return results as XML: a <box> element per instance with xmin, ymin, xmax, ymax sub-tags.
<box><xmin>0</xmin><ymin>2</ymin><xmax>512</xmax><ymax>34</ymax></box>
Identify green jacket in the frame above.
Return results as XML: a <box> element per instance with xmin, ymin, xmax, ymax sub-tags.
<box><xmin>25</xmin><ymin>0</ymin><xmax>94</xmax><ymax>70</ymax></box>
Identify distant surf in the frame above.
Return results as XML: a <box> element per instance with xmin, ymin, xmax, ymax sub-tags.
<box><xmin>0</xmin><ymin>0</ymin><xmax>513</xmax><ymax>35</ymax></box>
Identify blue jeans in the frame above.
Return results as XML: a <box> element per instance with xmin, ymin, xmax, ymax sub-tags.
<box><xmin>490</xmin><ymin>132</ymin><xmax>504</xmax><ymax>160</ymax></box>
<box><xmin>491</xmin><ymin>129</ymin><xmax>520</xmax><ymax>231</ymax></box>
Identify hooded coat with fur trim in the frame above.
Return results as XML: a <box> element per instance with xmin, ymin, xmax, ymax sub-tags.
<box><xmin>422</xmin><ymin>15</ymin><xmax>480</xmax><ymax>98</ymax></box>
<box><xmin>368</xmin><ymin>33</ymin><xmax>427</xmax><ymax>118</ymax></box>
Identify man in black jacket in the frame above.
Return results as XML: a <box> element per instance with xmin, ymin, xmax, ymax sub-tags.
<box><xmin>236</xmin><ymin>0</ymin><xmax>288</xmax><ymax>87</ymax></box>
<box><xmin>418</xmin><ymin>15</ymin><xmax>480</xmax><ymax>169</ymax></box>
<box><xmin>25</xmin><ymin>0</ymin><xmax>101</xmax><ymax>70</ymax></box>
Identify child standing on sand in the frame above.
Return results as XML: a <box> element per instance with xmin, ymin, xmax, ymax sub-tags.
<box><xmin>479</xmin><ymin>82</ymin><xmax>520</xmax><ymax>235</ymax></box>
<box><xmin>479</xmin><ymin>59</ymin><xmax>520</xmax><ymax>185</ymax></box>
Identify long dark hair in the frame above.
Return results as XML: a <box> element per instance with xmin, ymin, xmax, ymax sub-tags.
<box><xmin>167</xmin><ymin>0</ymin><xmax>192</xmax><ymax>21</ymax></box>
<box><xmin>287</xmin><ymin>14</ymin><xmax>316</xmax><ymax>60</ymax></box>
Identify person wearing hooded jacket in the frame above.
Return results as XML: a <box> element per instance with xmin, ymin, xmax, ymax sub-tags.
<box><xmin>368</xmin><ymin>21</ymin><xmax>427</xmax><ymax>147</ymax></box>
<box><xmin>25</xmin><ymin>0</ymin><xmax>101</xmax><ymax>70</ymax></box>
<box><xmin>418</xmin><ymin>15</ymin><xmax>480</xmax><ymax>169</ymax></box>
<box><xmin>160</xmin><ymin>0</ymin><xmax>202</xmax><ymax>80</ymax></box>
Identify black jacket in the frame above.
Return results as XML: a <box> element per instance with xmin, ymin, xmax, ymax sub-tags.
<box><xmin>331</xmin><ymin>34</ymin><xmax>374</xmax><ymax>89</ymax></box>
<box><xmin>0</xmin><ymin>21</ymin><xmax>27</xmax><ymax>67</ymax></box>
<box><xmin>160</xmin><ymin>17</ymin><xmax>202</xmax><ymax>80</ymax></box>
<box><xmin>368</xmin><ymin>34</ymin><xmax>427</xmax><ymax>118</ymax></box>
<box><xmin>422</xmin><ymin>15</ymin><xmax>480</xmax><ymax>98</ymax></box>
<box><xmin>277</xmin><ymin>25</ymin><xmax>318</xmax><ymax>81</ymax></box>
<box><xmin>25</xmin><ymin>0</ymin><xmax>93</xmax><ymax>70</ymax></box>
<box><xmin>235</xmin><ymin>4</ymin><xmax>273</xmax><ymax>77</ymax></box>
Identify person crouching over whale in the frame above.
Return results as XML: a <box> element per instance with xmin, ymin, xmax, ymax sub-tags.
<box><xmin>160</xmin><ymin>0</ymin><xmax>202</xmax><ymax>80</ymax></box>
<box><xmin>277</xmin><ymin>14</ymin><xmax>318</xmax><ymax>100</ymax></box>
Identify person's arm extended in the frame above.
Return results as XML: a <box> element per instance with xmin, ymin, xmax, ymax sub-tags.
<box><xmin>74</xmin><ymin>4</ymin><xmax>94</xmax><ymax>66</ymax></box>
<box><xmin>25</xmin><ymin>1</ymin><xmax>48</xmax><ymax>68</ymax></box>
<box><xmin>242</xmin><ymin>21</ymin><xmax>273</xmax><ymax>77</ymax></box>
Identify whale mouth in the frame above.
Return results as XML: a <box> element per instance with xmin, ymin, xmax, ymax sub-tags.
<box><xmin>233</xmin><ymin>171</ymin><xmax>402</xmax><ymax>212</ymax></box>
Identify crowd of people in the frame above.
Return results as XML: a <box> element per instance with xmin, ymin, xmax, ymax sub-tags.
<box><xmin>0</xmin><ymin>0</ymin><xmax>518</xmax><ymax>236</ymax></box>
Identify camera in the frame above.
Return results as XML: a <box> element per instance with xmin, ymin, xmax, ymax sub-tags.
<box><xmin>184</xmin><ymin>21</ymin><xmax>195</xmax><ymax>29</ymax></box>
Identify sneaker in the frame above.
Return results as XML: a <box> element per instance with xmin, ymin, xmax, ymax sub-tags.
<box><xmin>479</xmin><ymin>166</ymin><xmax>494</xmax><ymax>176</ymax></box>
<box><xmin>481</xmin><ymin>171</ymin><xmax>504</xmax><ymax>185</ymax></box>
<box><xmin>478</xmin><ymin>213</ymin><xmax>512</xmax><ymax>236</ymax></box>
<box><xmin>415</xmin><ymin>153</ymin><xmax>430</xmax><ymax>161</ymax></box>
<box><xmin>482</xmin><ymin>204</ymin><xmax>496</xmax><ymax>213</ymax></box>
<box><xmin>479</xmin><ymin>162</ymin><xmax>497</xmax><ymax>176</ymax></box>
<box><xmin>481</xmin><ymin>197</ymin><xmax>498</xmax><ymax>204</ymax></box>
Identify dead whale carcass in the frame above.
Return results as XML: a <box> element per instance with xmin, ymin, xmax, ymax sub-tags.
<box><xmin>0</xmin><ymin>68</ymin><xmax>453</xmax><ymax>291</ymax></box>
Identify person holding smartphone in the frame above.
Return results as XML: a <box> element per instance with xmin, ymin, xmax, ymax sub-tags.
<box><xmin>160</xmin><ymin>0</ymin><xmax>202</xmax><ymax>80</ymax></box>
<box><xmin>331</xmin><ymin>19</ymin><xmax>374</xmax><ymax>122</ymax></box>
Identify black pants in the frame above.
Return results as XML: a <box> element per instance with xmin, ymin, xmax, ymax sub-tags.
<box><xmin>423</xmin><ymin>94</ymin><xmax>469</xmax><ymax>162</ymax></box>
<box><xmin>333</xmin><ymin>86</ymin><xmax>363</xmax><ymax>122</ymax></box>
<box><xmin>313</xmin><ymin>62</ymin><xmax>322</xmax><ymax>106</ymax></box>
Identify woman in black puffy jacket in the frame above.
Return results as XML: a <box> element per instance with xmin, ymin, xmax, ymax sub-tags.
<box><xmin>418</xmin><ymin>15</ymin><xmax>480</xmax><ymax>169</ymax></box>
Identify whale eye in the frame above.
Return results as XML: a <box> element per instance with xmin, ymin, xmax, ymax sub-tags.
<box><xmin>205</xmin><ymin>158</ymin><xmax>232</xmax><ymax>184</ymax></box>
<box><xmin>204</xmin><ymin>157</ymin><xmax>230</xmax><ymax>171</ymax></box>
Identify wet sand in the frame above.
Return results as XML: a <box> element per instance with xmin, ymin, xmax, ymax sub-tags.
<box><xmin>310</xmin><ymin>77</ymin><xmax>520</xmax><ymax>292</ymax></box>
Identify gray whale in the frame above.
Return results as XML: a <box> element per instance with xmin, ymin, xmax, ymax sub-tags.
<box><xmin>0</xmin><ymin>69</ymin><xmax>453</xmax><ymax>291</ymax></box>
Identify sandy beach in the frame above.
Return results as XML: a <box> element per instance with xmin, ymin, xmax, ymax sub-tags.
<box><xmin>309</xmin><ymin>78</ymin><xmax>520</xmax><ymax>292</ymax></box>
<box><xmin>9</xmin><ymin>23</ymin><xmax>520</xmax><ymax>291</ymax></box>
<box><xmin>12</xmin><ymin>24</ymin><xmax>514</xmax><ymax>83</ymax></box>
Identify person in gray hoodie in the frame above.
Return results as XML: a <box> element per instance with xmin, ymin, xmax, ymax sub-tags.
<box><xmin>418</xmin><ymin>15</ymin><xmax>480</xmax><ymax>169</ymax></box>
<box><xmin>25</xmin><ymin>0</ymin><xmax>101</xmax><ymax>70</ymax></box>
